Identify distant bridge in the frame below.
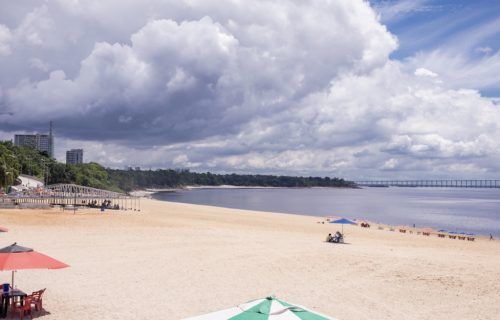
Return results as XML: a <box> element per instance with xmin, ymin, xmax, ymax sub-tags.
<box><xmin>354</xmin><ymin>180</ymin><xmax>500</xmax><ymax>188</ymax></box>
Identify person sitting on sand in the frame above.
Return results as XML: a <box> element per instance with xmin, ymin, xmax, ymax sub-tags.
<box><xmin>326</xmin><ymin>233</ymin><xmax>333</xmax><ymax>242</ymax></box>
<box><xmin>331</xmin><ymin>231</ymin><xmax>342</xmax><ymax>243</ymax></box>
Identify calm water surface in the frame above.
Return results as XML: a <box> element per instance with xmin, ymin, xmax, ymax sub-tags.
<box><xmin>152</xmin><ymin>187</ymin><xmax>500</xmax><ymax>236</ymax></box>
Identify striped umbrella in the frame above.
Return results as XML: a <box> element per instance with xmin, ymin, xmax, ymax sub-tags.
<box><xmin>184</xmin><ymin>296</ymin><xmax>335</xmax><ymax>320</ymax></box>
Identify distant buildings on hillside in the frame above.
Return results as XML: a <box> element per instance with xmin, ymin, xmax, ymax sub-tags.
<box><xmin>66</xmin><ymin>149</ymin><xmax>83</xmax><ymax>164</ymax></box>
<box><xmin>13</xmin><ymin>122</ymin><xmax>85</xmax><ymax>165</ymax></box>
<box><xmin>14</xmin><ymin>121</ymin><xmax>54</xmax><ymax>157</ymax></box>
<box><xmin>125</xmin><ymin>166</ymin><xmax>141</xmax><ymax>171</ymax></box>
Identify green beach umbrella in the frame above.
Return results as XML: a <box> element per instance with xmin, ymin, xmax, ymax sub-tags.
<box><xmin>184</xmin><ymin>296</ymin><xmax>335</xmax><ymax>320</ymax></box>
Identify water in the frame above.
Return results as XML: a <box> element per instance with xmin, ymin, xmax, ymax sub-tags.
<box><xmin>152</xmin><ymin>187</ymin><xmax>500</xmax><ymax>236</ymax></box>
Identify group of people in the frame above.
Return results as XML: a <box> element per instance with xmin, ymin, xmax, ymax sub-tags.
<box><xmin>85</xmin><ymin>200</ymin><xmax>120</xmax><ymax>210</ymax></box>
<box><xmin>326</xmin><ymin>231</ymin><xmax>344</xmax><ymax>243</ymax></box>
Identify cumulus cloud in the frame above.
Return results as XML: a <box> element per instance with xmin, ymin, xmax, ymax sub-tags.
<box><xmin>29</xmin><ymin>58</ymin><xmax>49</xmax><ymax>72</ymax></box>
<box><xmin>0</xmin><ymin>1</ymin><xmax>396</xmax><ymax>144</ymax></box>
<box><xmin>414</xmin><ymin>67</ymin><xmax>438</xmax><ymax>77</ymax></box>
<box><xmin>0</xmin><ymin>0</ymin><xmax>499</xmax><ymax>179</ymax></box>
<box><xmin>0</xmin><ymin>25</ymin><xmax>12</xmax><ymax>55</ymax></box>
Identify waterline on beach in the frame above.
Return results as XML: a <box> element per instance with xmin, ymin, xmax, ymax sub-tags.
<box><xmin>152</xmin><ymin>187</ymin><xmax>500</xmax><ymax>236</ymax></box>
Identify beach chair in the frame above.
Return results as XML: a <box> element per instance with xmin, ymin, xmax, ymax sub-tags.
<box><xmin>30</xmin><ymin>289</ymin><xmax>45</xmax><ymax>312</ymax></box>
<box><xmin>12</xmin><ymin>295</ymin><xmax>32</xmax><ymax>320</ymax></box>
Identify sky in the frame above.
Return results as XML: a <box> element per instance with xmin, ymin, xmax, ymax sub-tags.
<box><xmin>0</xmin><ymin>0</ymin><xmax>499</xmax><ymax>180</ymax></box>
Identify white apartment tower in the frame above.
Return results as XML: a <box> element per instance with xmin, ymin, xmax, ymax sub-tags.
<box><xmin>14</xmin><ymin>121</ymin><xmax>54</xmax><ymax>157</ymax></box>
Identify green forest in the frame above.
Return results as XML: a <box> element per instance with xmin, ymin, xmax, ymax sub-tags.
<box><xmin>0</xmin><ymin>141</ymin><xmax>119</xmax><ymax>191</ymax></box>
<box><xmin>106</xmin><ymin>169</ymin><xmax>354</xmax><ymax>191</ymax></box>
<box><xmin>0</xmin><ymin>141</ymin><xmax>354</xmax><ymax>192</ymax></box>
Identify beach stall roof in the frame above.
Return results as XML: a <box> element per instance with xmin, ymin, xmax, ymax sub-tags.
<box><xmin>184</xmin><ymin>296</ymin><xmax>335</xmax><ymax>320</ymax></box>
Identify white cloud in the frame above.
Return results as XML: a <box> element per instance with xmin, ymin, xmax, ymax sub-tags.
<box><xmin>407</xmin><ymin>49</ymin><xmax>500</xmax><ymax>93</ymax></box>
<box><xmin>15</xmin><ymin>5</ymin><xmax>54</xmax><ymax>46</ymax></box>
<box><xmin>381</xmin><ymin>158</ymin><xmax>399</xmax><ymax>170</ymax></box>
<box><xmin>403</xmin><ymin>15</ymin><xmax>500</xmax><ymax>93</ymax></box>
<box><xmin>475</xmin><ymin>46</ymin><xmax>492</xmax><ymax>55</ymax></box>
<box><xmin>373</xmin><ymin>0</ymin><xmax>436</xmax><ymax>23</ymax></box>
<box><xmin>29</xmin><ymin>58</ymin><xmax>49</xmax><ymax>72</ymax></box>
<box><xmin>0</xmin><ymin>1</ymin><xmax>499</xmax><ymax>179</ymax></box>
<box><xmin>53</xmin><ymin>60</ymin><xmax>498</xmax><ymax>179</ymax></box>
<box><xmin>1</xmin><ymin>1</ymin><xmax>397</xmax><ymax>141</ymax></box>
<box><xmin>0</xmin><ymin>25</ymin><xmax>12</xmax><ymax>55</ymax></box>
<box><xmin>414</xmin><ymin>67</ymin><xmax>438</xmax><ymax>77</ymax></box>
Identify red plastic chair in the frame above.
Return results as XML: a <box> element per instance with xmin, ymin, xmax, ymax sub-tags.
<box><xmin>30</xmin><ymin>289</ymin><xmax>46</xmax><ymax>312</ymax></box>
<box><xmin>12</xmin><ymin>295</ymin><xmax>32</xmax><ymax>320</ymax></box>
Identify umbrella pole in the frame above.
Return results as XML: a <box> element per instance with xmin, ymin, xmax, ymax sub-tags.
<box><xmin>11</xmin><ymin>271</ymin><xmax>14</xmax><ymax>288</ymax></box>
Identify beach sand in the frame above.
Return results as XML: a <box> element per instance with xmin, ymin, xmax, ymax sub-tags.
<box><xmin>0</xmin><ymin>198</ymin><xmax>499</xmax><ymax>319</ymax></box>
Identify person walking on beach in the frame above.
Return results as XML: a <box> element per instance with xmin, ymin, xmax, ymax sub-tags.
<box><xmin>490</xmin><ymin>233</ymin><xmax>494</xmax><ymax>241</ymax></box>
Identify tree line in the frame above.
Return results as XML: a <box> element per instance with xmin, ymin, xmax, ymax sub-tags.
<box><xmin>106</xmin><ymin>169</ymin><xmax>354</xmax><ymax>191</ymax></box>
<box><xmin>0</xmin><ymin>140</ymin><xmax>354</xmax><ymax>192</ymax></box>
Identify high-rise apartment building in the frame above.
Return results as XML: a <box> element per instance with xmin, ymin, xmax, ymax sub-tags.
<box><xmin>14</xmin><ymin>122</ymin><xmax>54</xmax><ymax>157</ymax></box>
<box><xmin>66</xmin><ymin>149</ymin><xmax>83</xmax><ymax>164</ymax></box>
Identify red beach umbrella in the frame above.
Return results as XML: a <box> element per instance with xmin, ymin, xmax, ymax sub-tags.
<box><xmin>0</xmin><ymin>227</ymin><xmax>8</xmax><ymax>232</ymax></box>
<box><xmin>0</xmin><ymin>243</ymin><xmax>69</xmax><ymax>287</ymax></box>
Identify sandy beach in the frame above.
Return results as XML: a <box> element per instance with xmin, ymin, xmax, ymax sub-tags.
<box><xmin>0</xmin><ymin>198</ymin><xmax>499</xmax><ymax>319</ymax></box>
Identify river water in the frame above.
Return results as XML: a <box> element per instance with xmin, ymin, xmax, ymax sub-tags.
<box><xmin>152</xmin><ymin>187</ymin><xmax>500</xmax><ymax>236</ymax></box>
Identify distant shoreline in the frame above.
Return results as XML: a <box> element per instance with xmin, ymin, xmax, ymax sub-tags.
<box><xmin>129</xmin><ymin>184</ymin><xmax>358</xmax><ymax>197</ymax></box>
